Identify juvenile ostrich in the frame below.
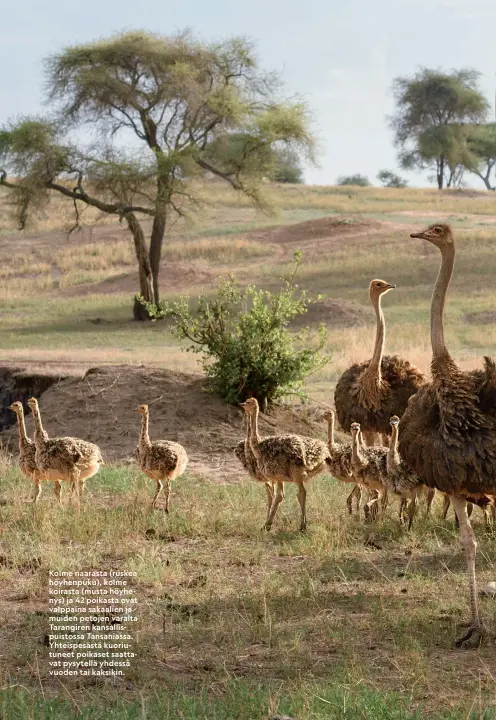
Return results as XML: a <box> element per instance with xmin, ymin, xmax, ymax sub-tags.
<box><xmin>240</xmin><ymin>398</ymin><xmax>330</xmax><ymax>531</ymax></box>
<box><xmin>234</xmin><ymin>410</ymin><xmax>276</xmax><ymax>528</ymax></box>
<box><xmin>322</xmin><ymin>408</ymin><xmax>362</xmax><ymax>514</ymax></box>
<box><xmin>398</xmin><ymin>223</ymin><xmax>496</xmax><ymax>648</ymax></box>
<box><xmin>349</xmin><ymin>422</ymin><xmax>389</xmax><ymax>520</ymax></box>
<box><xmin>27</xmin><ymin>397</ymin><xmax>104</xmax><ymax>502</ymax></box>
<box><xmin>387</xmin><ymin>415</ymin><xmax>432</xmax><ymax>529</ymax></box>
<box><xmin>136</xmin><ymin>404</ymin><xmax>188</xmax><ymax>511</ymax></box>
<box><xmin>8</xmin><ymin>401</ymin><xmax>49</xmax><ymax>503</ymax></box>
<box><xmin>441</xmin><ymin>493</ymin><xmax>495</xmax><ymax>529</ymax></box>
<box><xmin>334</xmin><ymin>279</ymin><xmax>425</xmax><ymax>445</ymax></box>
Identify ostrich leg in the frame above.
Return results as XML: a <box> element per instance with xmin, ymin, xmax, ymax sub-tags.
<box><xmin>296</xmin><ymin>482</ymin><xmax>307</xmax><ymax>532</ymax></box>
<box><xmin>451</xmin><ymin>497</ymin><xmax>485</xmax><ymax>648</ymax></box>
<box><xmin>264</xmin><ymin>482</ymin><xmax>285</xmax><ymax>531</ymax></box>
<box><xmin>263</xmin><ymin>481</ymin><xmax>274</xmax><ymax>528</ymax></box>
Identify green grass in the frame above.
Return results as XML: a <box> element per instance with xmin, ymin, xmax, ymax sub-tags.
<box><xmin>1</xmin><ymin>464</ymin><xmax>496</xmax><ymax>718</ymax></box>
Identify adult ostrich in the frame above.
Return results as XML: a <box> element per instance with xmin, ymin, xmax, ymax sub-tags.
<box><xmin>398</xmin><ymin>223</ymin><xmax>496</xmax><ymax>649</ymax></box>
<box><xmin>334</xmin><ymin>279</ymin><xmax>425</xmax><ymax>445</ymax></box>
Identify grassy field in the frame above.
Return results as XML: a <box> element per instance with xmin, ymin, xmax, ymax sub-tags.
<box><xmin>2</xmin><ymin>182</ymin><xmax>496</xmax><ymax>718</ymax></box>
<box><xmin>1</xmin><ymin>460</ymin><xmax>496</xmax><ymax>719</ymax></box>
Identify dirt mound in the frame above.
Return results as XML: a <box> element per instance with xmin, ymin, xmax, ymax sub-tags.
<box><xmin>0</xmin><ymin>366</ymin><xmax>329</xmax><ymax>481</ymax></box>
<box><xmin>267</xmin><ymin>216</ymin><xmax>381</xmax><ymax>245</ymax></box>
<box><xmin>60</xmin><ymin>263</ymin><xmax>216</xmax><ymax>298</ymax></box>
<box><xmin>291</xmin><ymin>299</ymin><xmax>372</xmax><ymax>329</ymax></box>
<box><xmin>464</xmin><ymin>311</ymin><xmax>496</xmax><ymax>325</ymax></box>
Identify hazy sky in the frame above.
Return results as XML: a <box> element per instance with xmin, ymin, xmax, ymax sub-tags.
<box><xmin>1</xmin><ymin>0</ymin><xmax>495</xmax><ymax>187</ymax></box>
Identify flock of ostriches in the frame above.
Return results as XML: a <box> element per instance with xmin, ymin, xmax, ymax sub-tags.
<box><xmin>6</xmin><ymin>224</ymin><xmax>496</xmax><ymax>649</ymax></box>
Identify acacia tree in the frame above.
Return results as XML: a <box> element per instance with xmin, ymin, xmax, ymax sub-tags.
<box><xmin>0</xmin><ymin>31</ymin><xmax>314</xmax><ymax>319</ymax></box>
<box><xmin>464</xmin><ymin>123</ymin><xmax>496</xmax><ymax>190</ymax></box>
<box><xmin>390</xmin><ymin>68</ymin><xmax>488</xmax><ymax>189</ymax></box>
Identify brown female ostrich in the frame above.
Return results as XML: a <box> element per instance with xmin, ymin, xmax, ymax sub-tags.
<box><xmin>398</xmin><ymin>223</ymin><xmax>496</xmax><ymax>649</ymax></box>
<box><xmin>335</xmin><ymin>279</ymin><xmax>425</xmax><ymax>444</ymax></box>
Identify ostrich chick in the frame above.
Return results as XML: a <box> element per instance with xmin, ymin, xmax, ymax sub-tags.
<box><xmin>27</xmin><ymin>397</ymin><xmax>104</xmax><ymax>503</ymax></box>
<box><xmin>8</xmin><ymin>400</ymin><xmax>49</xmax><ymax>503</ymax></box>
<box><xmin>136</xmin><ymin>404</ymin><xmax>188</xmax><ymax>511</ymax></box>
<box><xmin>350</xmin><ymin>422</ymin><xmax>389</xmax><ymax>520</ymax></box>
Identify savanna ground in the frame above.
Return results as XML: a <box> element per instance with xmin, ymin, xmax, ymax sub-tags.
<box><xmin>1</xmin><ymin>181</ymin><xmax>496</xmax><ymax>718</ymax></box>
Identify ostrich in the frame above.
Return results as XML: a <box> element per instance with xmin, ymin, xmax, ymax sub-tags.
<box><xmin>334</xmin><ymin>279</ymin><xmax>425</xmax><ymax>445</ymax></box>
<box><xmin>387</xmin><ymin>415</ymin><xmax>430</xmax><ymax>529</ymax></box>
<box><xmin>136</xmin><ymin>404</ymin><xmax>188</xmax><ymax>511</ymax></box>
<box><xmin>234</xmin><ymin>409</ymin><xmax>276</xmax><ymax>529</ymax></box>
<box><xmin>349</xmin><ymin>422</ymin><xmax>389</xmax><ymax>520</ymax></box>
<box><xmin>239</xmin><ymin>398</ymin><xmax>330</xmax><ymax>531</ymax></box>
<box><xmin>27</xmin><ymin>397</ymin><xmax>104</xmax><ymax>502</ymax></box>
<box><xmin>398</xmin><ymin>223</ymin><xmax>496</xmax><ymax>648</ymax></box>
<box><xmin>322</xmin><ymin>408</ymin><xmax>363</xmax><ymax>514</ymax></box>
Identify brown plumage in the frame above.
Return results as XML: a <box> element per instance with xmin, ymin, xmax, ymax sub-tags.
<box><xmin>234</xmin><ymin>410</ymin><xmax>279</xmax><ymax>530</ymax></box>
<box><xmin>136</xmin><ymin>404</ymin><xmax>188</xmax><ymax>511</ymax></box>
<box><xmin>322</xmin><ymin>408</ymin><xmax>364</xmax><ymax>514</ymax></box>
<box><xmin>387</xmin><ymin>415</ymin><xmax>433</xmax><ymax>529</ymax></box>
<box><xmin>334</xmin><ymin>279</ymin><xmax>425</xmax><ymax>441</ymax></box>
<box><xmin>350</xmin><ymin>422</ymin><xmax>389</xmax><ymax>520</ymax></box>
<box><xmin>27</xmin><ymin>397</ymin><xmax>104</xmax><ymax>503</ymax></box>
<box><xmin>398</xmin><ymin>223</ymin><xmax>496</xmax><ymax>649</ymax></box>
<box><xmin>240</xmin><ymin>398</ymin><xmax>330</xmax><ymax>531</ymax></box>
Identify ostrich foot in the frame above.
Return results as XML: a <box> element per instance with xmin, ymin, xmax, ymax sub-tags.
<box><xmin>455</xmin><ymin>622</ymin><xmax>489</xmax><ymax>649</ymax></box>
<box><xmin>299</xmin><ymin>523</ymin><xmax>307</xmax><ymax>533</ymax></box>
<box><xmin>261</xmin><ymin>523</ymin><xmax>272</xmax><ymax>532</ymax></box>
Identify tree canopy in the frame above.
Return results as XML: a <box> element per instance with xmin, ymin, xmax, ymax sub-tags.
<box><xmin>390</xmin><ymin>68</ymin><xmax>488</xmax><ymax>189</ymax></box>
<box><xmin>0</xmin><ymin>30</ymin><xmax>315</xmax><ymax>318</ymax></box>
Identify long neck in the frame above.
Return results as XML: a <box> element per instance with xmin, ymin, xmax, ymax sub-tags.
<box><xmin>32</xmin><ymin>406</ymin><xmax>47</xmax><ymax>446</ymax></box>
<box><xmin>351</xmin><ymin>432</ymin><xmax>363</xmax><ymax>467</ymax></box>
<box><xmin>16</xmin><ymin>409</ymin><xmax>30</xmax><ymax>447</ymax></box>
<box><xmin>248</xmin><ymin>407</ymin><xmax>262</xmax><ymax>462</ymax></box>
<box><xmin>327</xmin><ymin>414</ymin><xmax>336</xmax><ymax>450</ymax></box>
<box><xmin>368</xmin><ymin>292</ymin><xmax>385</xmax><ymax>378</ymax></box>
<box><xmin>140</xmin><ymin>412</ymin><xmax>151</xmax><ymax>447</ymax></box>
<box><xmin>387</xmin><ymin>425</ymin><xmax>400</xmax><ymax>473</ymax></box>
<box><xmin>431</xmin><ymin>243</ymin><xmax>455</xmax><ymax>367</ymax></box>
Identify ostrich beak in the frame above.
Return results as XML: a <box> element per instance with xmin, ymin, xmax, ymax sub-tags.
<box><xmin>386</xmin><ymin>283</ymin><xmax>396</xmax><ymax>289</ymax></box>
<box><xmin>410</xmin><ymin>231</ymin><xmax>427</xmax><ymax>239</ymax></box>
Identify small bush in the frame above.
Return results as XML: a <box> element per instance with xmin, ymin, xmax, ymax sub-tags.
<box><xmin>138</xmin><ymin>253</ymin><xmax>329</xmax><ymax>408</ymax></box>
<box><xmin>337</xmin><ymin>174</ymin><xmax>370</xmax><ymax>186</ymax></box>
<box><xmin>377</xmin><ymin>169</ymin><xmax>408</xmax><ymax>188</ymax></box>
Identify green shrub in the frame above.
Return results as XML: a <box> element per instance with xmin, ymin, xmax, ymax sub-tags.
<box><xmin>138</xmin><ymin>252</ymin><xmax>329</xmax><ymax>407</ymax></box>
<box><xmin>337</xmin><ymin>173</ymin><xmax>371</xmax><ymax>186</ymax></box>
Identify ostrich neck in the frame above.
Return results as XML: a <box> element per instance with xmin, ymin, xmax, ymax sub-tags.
<box><xmin>32</xmin><ymin>407</ymin><xmax>47</xmax><ymax>447</ymax></box>
<box><xmin>351</xmin><ymin>432</ymin><xmax>363</xmax><ymax>468</ymax></box>
<box><xmin>387</xmin><ymin>425</ymin><xmax>400</xmax><ymax>473</ymax></box>
<box><xmin>140</xmin><ymin>413</ymin><xmax>152</xmax><ymax>448</ymax></box>
<box><xmin>16</xmin><ymin>410</ymin><xmax>29</xmax><ymax>446</ymax></box>
<box><xmin>431</xmin><ymin>243</ymin><xmax>455</xmax><ymax>367</ymax></box>
<box><xmin>368</xmin><ymin>293</ymin><xmax>385</xmax><ymax>378</ymax></box>
<box><xmin>248</xmin><ymin>407</ymin><xmax>262</xmax><ymax>463</ymax></box>
<box><xmin>327</xmin><ymin>414</ymin><xmax>336</xmax><ymax>450</ymax></box>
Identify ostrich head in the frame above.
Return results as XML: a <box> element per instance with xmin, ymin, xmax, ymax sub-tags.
<box><xmin>410</xmin><ymin>223</ymin><xmax>453</xmax><ymax>248</ymax></box>
<box><xmin>322</xmin><ymin>408</ymin><xmax>335</xmax><ymax>422</ymax></box>
<box><xmin>390</xmin><ymin>415</ymin><xmax>400</xmax><ymax>427</ymax></box>
<box><xmin>239</xmin><ymin>398</ymin><xmax>259</xmax><ymax>415</ymax></box>
<box><xmin>350</xmin><ymin>421</ymin><xmax>361</xmax><ymax>436</ymax></box>
<box><xmin>27</xmin><ymin>397</ymin><xmax>39</xmax><ymax>412</ymax></box>
<box><xmin>136</xmin><ymin>404</ymin><xmax>149</xmax><ymax>415</ymax></box>
<box><xmin>369</xmin><ymin>279</ymin><xmax>396</xmax><ymax>302</ymax></box>
<box><xmin>8</xmin><ymin>400</ymin><xmax>24</xmax><ymax>414</ymax></box>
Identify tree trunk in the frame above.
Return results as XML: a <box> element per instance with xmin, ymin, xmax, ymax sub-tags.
<box><xmin>125</xmin><ymin>212</ymin><xmax>155</xmax><ymax>321</ymax></box>
<box><xmin>437</xmin><ymin>157</ymin><xmax>445</xmax><ymax>189</ymax></box>
<box><xmin>149</xmin><ymin>208</ymin><xmax>166</xmax><ymax>305</ymax></box>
